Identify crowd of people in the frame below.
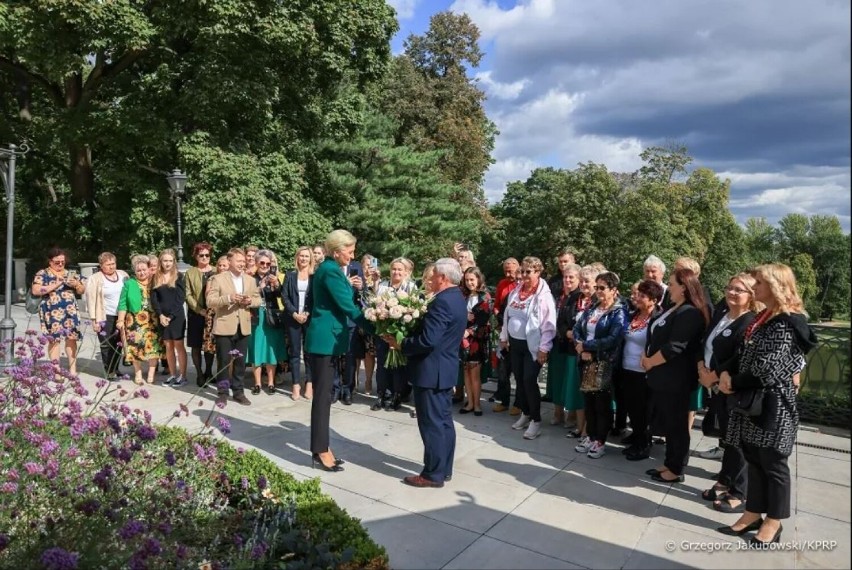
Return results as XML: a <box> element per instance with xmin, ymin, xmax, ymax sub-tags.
<box><xmin>31</xmin><ymin>234</ymin><xmax>817</xmax><ymax>544</ymax></box>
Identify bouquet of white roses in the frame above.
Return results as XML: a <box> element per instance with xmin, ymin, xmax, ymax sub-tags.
<box><xmin>364</xmin><ymin>288</ymin><xmax>431</xmax><ymax>368</ymax></box>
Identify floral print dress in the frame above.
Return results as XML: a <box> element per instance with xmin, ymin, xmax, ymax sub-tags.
<box><xmin>461</xmin><ymin>291</ymin><xmax>493</xmax><ymax>364</ymax></box>
<box><xmin>124</xmin><ymin>286</ymin><xmax>163</xmax><ymax>362</ymax></box>
<box><xmin>33</xmin><ymin>269</ymin><xmax>81</xmax><ymax>340</ymax></box>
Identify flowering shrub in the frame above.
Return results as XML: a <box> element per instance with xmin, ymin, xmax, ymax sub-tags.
<box><xmin>0</xmin><ymin>331</ymin><xmax>388</xmax><ymax>569</ymax></box>
<box><xmin>364</xmin><ymin>288</ymin><xmax>431</xmax><ymax>368</ymax></box>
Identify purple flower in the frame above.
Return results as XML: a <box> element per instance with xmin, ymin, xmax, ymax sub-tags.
<box><xmin>135</xmin><ymin>425</ymin><xmax>157</xmax><ymax>441</ymax></box>
<box><xmin>216</xmin><ymin>379</ymin><xmax>230</xmax><ymax>391</ymax></box>
<box><xmin>93</xmin><ymin>465</ymin><xmax>113</xmax><ymax>491</ymax></box>
<box><xmin>164</xmin><ymin>450</ymin><xmax>176</xmax><ymax>467</ymax></box>
<box><xmin>40</xmin><ymin>547</ymin><xmax>80</xmax><ymax>570</ymax></box>
<box><xmin>23</xmin><ymin>462</ymin><xmax>44</xmax><ymax>476</ymax></box>
<box><xmin>232</xmin><ymin>533</ymin><xmax>244</xmax><ymax>547</ymax></box>
<box><xmin>6</xmin><ymin>469</ymin><xmax>18</xmax><ymax>481</ymax></box>
<box><xmin>119</xmin><ymin>520</ymin><xmax>146</xmax><ymax>540</ymax></box>
<box><xmin>1</xmin><ymin>482</ymin><xmax>18</xmax><ymax>494</ymax></box>
<box><xmin>215</xmin><ymin>400</ymin><xmax>226</xmax><ymax>409</ymax></box>
<box><xmin>74</xmin><ymin>499</ymin><xmax>100</xmax><ymax>516</ymax></box>
<box><xmin>0</xmin><ymin>533</ymin><xmax>8</xmax><ymax>552</ymax></box>
<box><xmin>251</xmin><ymin>542</ymin><xmax>268</xmax><ymax>560</ymax></box>
<box><xmin>156</xmin><ymin>521</ymin><xmax>172</xmax><ymax>536</ymax></box>
<box><xmin>215</xmin><ymin>417</ymin><xmax>231</xmax><ymax>435</ymax></box>
<box><xmin>241</xmin><ymin>476</ymin><xmax>249</xmax><ymax>490</ymax></box>
<box><xmin>257</xmin><ymin>475</ymin><xmax>267</xmax><ymax>490</ymax></box>
<box><xmin>175</xmin><ymin>544</ymin><xmax>187</xmax><ymax>559</ymax></box>
<box><xmin>107</xmin><ymin>417</ymin><xmax>121</xmax><ymax>433</ymax></box>
<box><xmin>141</xmin><ymin>537</ymin><xmax>162</xmax><ymax>556</ymax></box>
<box><xmin>228</xmin><ymin>349</ymin><xmax>243</xmax><ymax>357</ymax></box>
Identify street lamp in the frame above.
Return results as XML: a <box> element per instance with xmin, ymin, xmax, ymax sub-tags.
<box><xmin>0</xmin><ymin>143</ymin><xmax>29</xmax><ymax>368</ymax></box>
<box><xmin>165</xmin><ymin>169</ymin><xmax>189</xmax><ymax>272</ymax></box>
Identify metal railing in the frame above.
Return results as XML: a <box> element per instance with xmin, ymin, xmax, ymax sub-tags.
<box><xmin>801</xmin><ymin>324</ymin><xmax>851</xmax><ymax>397</ymax></box>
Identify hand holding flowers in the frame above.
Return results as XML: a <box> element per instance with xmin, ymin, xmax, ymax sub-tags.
<box><xmin>365</xmin><ymin>288</ymin><xmax>430</xmax><ymax>368</ymax></box>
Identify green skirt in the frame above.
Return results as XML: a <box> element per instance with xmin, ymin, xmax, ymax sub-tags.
<box><xmin>248</xmin><ymin>307</ymin><xmax>288</xmax><ymax>366</ymax></box>
<box><xmin>549</xmin><ymin>352</ymin><xmax>583</xmax><ymax>411</ymax></box>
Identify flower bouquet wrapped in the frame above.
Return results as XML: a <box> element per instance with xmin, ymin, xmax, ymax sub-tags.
<box><xmin>364</xmin><ymin>288</ymin><xmax>430</xmax><ymax>368</ymax></box>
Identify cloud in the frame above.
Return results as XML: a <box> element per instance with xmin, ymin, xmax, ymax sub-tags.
<box><xmin>388</xmin><ymin>0</ymin><xmax>420</xmax><ymax>20</ymax></box>
<box><xmin>447</xmin><ymin>0</ymin><xmax>851</xmax><ymax>229</ymax></box>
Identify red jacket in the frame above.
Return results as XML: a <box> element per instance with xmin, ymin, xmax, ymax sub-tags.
<box><xmin>494</xmin><ymin>278</ymin><xmax>519</xmax><ymax>317</ymax></box>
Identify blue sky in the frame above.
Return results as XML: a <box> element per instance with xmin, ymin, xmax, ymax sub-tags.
<box><xmin>388</xmin><ymin>0</ymin><xmax>851</xmax><ymax>231</ymax></box>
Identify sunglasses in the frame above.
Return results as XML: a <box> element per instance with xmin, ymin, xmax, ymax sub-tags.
<box><xmin>257</xmin><ymin>261</ymin><xmax>271</xmax><ymax>267</ymax></box>
<box><xmin>50</xmin><ymin>259</ymin><xmax>66</xmax><ymax>264</ymax></box>
<box><xmin>197</xmin><ymin>253</ymin><xmax>210</xmax><ymax>258</ymax></box>
<box><xmin>593</xmin><ymin>285</ymin><xmax>608</xmax><ymax>291</ymax></box>
<box><xmin>521</xmin><ymin>269</ymin><xmax>537</xmax><ymax>275</ymax></box>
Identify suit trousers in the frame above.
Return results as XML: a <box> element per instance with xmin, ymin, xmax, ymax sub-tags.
<box><xmin>509</xmin><ymin>337</ymin><xmax>542</xmax><ymax>422</ymax></box>
<box><xmin>214</xmin><ymin>325</ymin><xmax>249</xmax><ymax>396</ymax></box>
<box><xmin>98</xmin><ymin>315</ymin><xmax>122</xmax><ymax>376</ymax></box>
<box><xmin>332</xmin><ymin>326</ymin><xmax>358</xmax><ymax>396</ymax></box>
<box><xmin>620</xmin><ymin>369</ymin><xmax>650</xmax><ymax>447</ymax></box>
<box><xmin>584</xmin><ymin>389</ymin><xmax>613</xmax><ymax>443</ymax></box>
<box><xmin>413</xmin><ymin>385</ymin><xmax>456</xmax><ymax>482</ymax></box>
<box><xmin>716</xmin><ymin>396</ymin><xmax>747</xmax><ymax>499</ymax></box>
<box><xmin>494</xmin><ymin>349</ymin><xmax>517</xmax><ymax>407</ymax></box>
<box><xmin>286</xmin><ymin>322</ymin><xmax>312</xmax><ymax>387</ymax></box>
<box><xmin>650</xmin><ymin>388</ymin><xmax>691</xmax><ymax>476</ymax></box>
<box><xmin>309</xmin><ymin>354</ymin><xmax>338</xmax><ymax>453</ymax></box>
<box><xmin>742</xmin><ymin>442</ymin><xmax>791</xmax><ymax>519</ymax></box>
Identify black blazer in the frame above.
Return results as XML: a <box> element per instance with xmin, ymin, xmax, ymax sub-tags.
<box><xmin>645</xmin><ymin>302</ymin><xmax>706</xmax><ymax>393</ymax></box>
<box><xmin>555</xmin><ymin>289</ymin><xmax>583</xmax><ymax>355</ymax></box>
<box><xmin>283</xmin><ymin>270</ymin><xmax>313</xmax><ymax>326</ymax></box>
<box><xmin>702</xmin><ymin>308</ymin><xmax>755</xmax><ymax>375</ymax></box>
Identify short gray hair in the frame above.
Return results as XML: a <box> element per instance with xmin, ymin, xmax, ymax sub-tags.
<box><xmin>256</xmin><ymin>249</ymin><xmax>275</xmax><ymax>263</ymax></box>
<box><xmin>434</xmin><ymin>258</ymin><xmax>462</xmax><ymax>285</ymax></box>
<box><xmin>643</xmin><ymin>254</ymin><xmax>666</xmax><ymax>273</ymax></box>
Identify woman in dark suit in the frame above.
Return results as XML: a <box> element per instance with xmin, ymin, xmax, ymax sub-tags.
<box><xmin>717</xmin><ymin>264</ymin><xmax>816</xmax><ymax>545</ymax></box>
<box><xmin>697</xmin><ymin>272</ymin><xmax>759</xmax><ymax>513</ymax></box>
<box><xmin>283</xmin><ymin>246</ymin><xmax>314</xmax><ymax>401</ymax></box>
<box><xmin>304</xmin><ymin>230</ymin><xmax>372</xmax><ymax>471</ymax></box>
<box><xmin>641</xmin><ymin>268</ymin><xmax>709</xmax><ymax>483</ymax></box>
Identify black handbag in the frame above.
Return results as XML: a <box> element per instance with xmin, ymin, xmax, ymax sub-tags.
<box><xmin>701</xmin><ymin>407</ymin><xmax>723</xmax><ymax>438</ymax></box>
<box><xmin>732</xmin><ymin>388</ymin><xmax>764</xmax><ymax>417</ymax></box>
<box><xmin>264</xmin><ymin>306</ymin><xmax>284</xmax><ymax>328</ymax></box>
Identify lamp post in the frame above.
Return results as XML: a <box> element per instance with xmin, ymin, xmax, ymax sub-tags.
<box><xmin>0</xmin><ymin>143</ymin><xmax>29</xmax><ymax>367</ymax></box>
<box><xmin>165</xmin><ymin>169</ymin><xmax>189</xmax><ymax>272</ymax></box>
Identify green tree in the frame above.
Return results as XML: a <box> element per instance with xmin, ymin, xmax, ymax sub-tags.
<box><xmin>0</xmin><ymin>0</ymin><xmax>397</xmax><ymax>260</ymax></box>
<box><xmin>743</xmin><ymin>217</ymin><xmax>779</xmax><ymax>265</ymax></box>
<box><xmin>638</xmin><ymin>143</ymin><xmax>693</xmax><ymax>184</ymax></box>
<box><xmin>318</xmin><ymin>113</ymin><xmax>476</xmax><ymax>270</ymax></box>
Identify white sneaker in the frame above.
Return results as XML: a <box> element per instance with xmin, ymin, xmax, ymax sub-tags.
<box><xmin>574</xmin><ymin>436</ymin><xmax>592</xmax><ymax>453</ymax></box>
<box><xmin>587</xmin><ymin>441</ymin><xmax>606</xmax><ymax>459</ymax></box>
<box><xmin>512</xmin><ymin>414</ymin><xmax>531</xmax><ymax>430</ymax></box>
<box><xmin>523</xmin><ymin>421</ymin><xmax>542</xmax><ymax>440</ymax></box>
<box><xmin>698</xmin><ymin>446</ymin><xmax>724</xmax><ymax>460</ymax></box>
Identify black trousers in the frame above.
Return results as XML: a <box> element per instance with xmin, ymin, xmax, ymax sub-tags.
<box><xmin>98</xmin><ymin>315</ymin><xmax>123</xmax><ymax>376</ymax></box>
<box><xmin>494</xmin><ymin>348</ymin><xmax>517</xmax><ymax>407</ymax></box>
<box><xmin>309</xmin><ymin>354</ymin><xmax>338</xmax><ymax>453</ymax></box>
<box><xmin>286</xmin><ymin>322</ymin><xmax>312</xmax><ymax>387</ymax></box>
<box><xmin>742</xmin><ymin>443</ymin><xmax>791</xmax><ymax>519</ymax></box>
<box><xmin>650</xmin><ymin>388</ymin><xmax>690</xmax><ymax>475</ymax></box>
<box><xmin>214</xmin><ymin>325</ymin><xmax>249</xmax><ymax>396</ymax></box>
<box><xmin>509</xmin><ymin>337</ymin><xmax>542</xmax><ymax>422</ymax></box>
<box><xmin>584</xmin><ymin>389</ymin><xmax>613</xmax><ymax>443</ymax></box>
<box><xmin>612</xmin><ymin>369</ymin><xmax>628</xmax><ymax>430</ymax></box>
<box><xmin>375</xmin><ymin>338</ymin><xmax>408</xmax><ymax>397</ymax></box>
<box><xmin>620</xmin><ymin>369</ymin><xmax>650</xmax><ymax>447</ymax></box>
<box><xmin>713</xmin><ymin>395</ymin><xmax>747</xmax><ymax>499</ymax></box>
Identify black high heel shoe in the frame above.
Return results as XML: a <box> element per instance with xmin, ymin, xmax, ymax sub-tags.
<box><xmin>717</xmin><ymin>518</ymin><xmax>763</xmax><ymax>536</ymax></box>
<box><xmin>312</xmin><ymin>454</ymin><xmax>344</xmax><ymax>472</ymax></box>
<box><xmin>750</xmin><ymin>524</ymin><xmax>782</xmax><ymax>547</ymax></box>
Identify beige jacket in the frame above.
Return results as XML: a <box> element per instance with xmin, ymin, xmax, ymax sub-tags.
<box><xmin>85</xmin><ymin>270</ymin><xmax>130</xmax><ymax>323</ymax></box>
<box><xmin>206</xmin><ymin>271</ymin><xmax>262</xmax><ymax>336</ymax></box>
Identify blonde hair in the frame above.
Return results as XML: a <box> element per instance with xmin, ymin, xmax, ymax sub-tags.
<box><xmin>155</xmin><ymin>249</ymin><xmax>179</xmax><ymax>288</ymax></box>
<box><xmin>295</xmin><ymin>246</ymin><xmax>316</xmax><ymax>274</ymax></box>
<box><xmin>422</xmin><ymin>263</ymin><xmax>435</xmax><ymax>282</ymax></box>
<box><xmin>391</xmin><ymin>256</ymin><xmax>414</xmax><ymax>276</ymax></box>
<box><xmin>216</xmin><ymin>255</ymin><xmax>230</xmax><ymax>272</ymax></box>
<box><xmin>752</xmin><ymin>264</ymin><xmax>804</xmax><ymax>316</ymax></box>
<box><xmin>522</xmin><ymin>256</ymin><xmax>544</xmax><ymax>272</ymax></box>
<box><xmin>130</xmin><ymin>254</ymin><xmax>150</xmax><ymax>272</ymax></box>
<box><xmin>579</xmin><ymin>265</ymin><xmax>600</xmax><ymax>282</ymax></box>
<box><xmin>675</xmin><ymin>256</ymin><xmax>701</xmax><ymax>277</ymax></box>
<box><xmin>727</xmin><ymin>273</ymin><xmax>763</xmax><ymax>313</ymax></box>
<box><xmin>325</xmin><ymin>229</ymin><xmax>356</xmax><ymax>254</ymax></box>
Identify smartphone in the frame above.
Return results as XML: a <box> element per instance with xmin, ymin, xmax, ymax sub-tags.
<box><xmin>371</xmin><ymin>258</ymin><xmax>379</xmax><ymax>269</ymax></box>
<box><xmin>348</xmin><ymin>268</ymin><xmax>359</xmax><ymax>278</ymax></box>
<box><xmin>270</xmin><ymin>265</ymin><xmax>278</xmax><ymax>275</ymax></box>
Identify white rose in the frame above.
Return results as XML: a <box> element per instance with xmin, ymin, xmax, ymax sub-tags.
<box><xmin>396</xmin><ymin>290</ymin><xmax>409</xmax><ymax>300</ymax></box>
<box><xmin>411</xmin><ymin>310</ymin><xmax>420</xmax><ymax>319</ymax></box>
<box><xmin>387</xmin><ymin>297</ymin><xmax>399</xmax><ymax>308</ymax></box>
<box><xmin>364</xmin><ymin>308</ymin><xmax>377</xmax><ymax>322</ymax></box>
<box><xmin>389</xmin><ymin>305</ymin><xmax>404</xmax><ymax>319</ymax></box>
<box><xmin>403</xmin><ymin>314</ymin><xmax>413</xmax><ymax>323</ymax></box>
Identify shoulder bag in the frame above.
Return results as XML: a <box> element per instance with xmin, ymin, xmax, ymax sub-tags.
<box><xmin>580</xmin><ymin>359</ymin><xmax>613</xmax><ymax>392</ymax></box>
<box><xmin>25</xmin><ymin>288</ymin><xmax>42</xmax><ymax>315</ymax></box>
<box><xmin>731</xmin><ymin>388</ymin><xmax>764</xmax><ymax>417</ymax></box>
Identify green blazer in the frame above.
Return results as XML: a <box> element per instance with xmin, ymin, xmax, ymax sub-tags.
<box><xmin>305</xmin><ymin>258</ymin><xmax>372</xmax><ymax>356</ymax></box>
<box><xmin>117</xmin><ymin>278</ymin><xmax>146</xmax><ymax>314</ymax></box>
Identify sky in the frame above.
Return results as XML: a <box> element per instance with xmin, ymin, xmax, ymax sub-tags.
<box><xmin>387</xmin><ymin>0</ymin><xmax>851</xmax><ymax>231</ymax></box>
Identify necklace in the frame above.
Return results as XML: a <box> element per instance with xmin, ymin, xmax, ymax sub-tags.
<box><xmin>518</xmin><ymin>287</ymin><xmax>534</xmax><ymax>301</ymax></box>
<box><xmin>629</xmin><ymin>312</ymin><xmax>652</xmax><ymax>332</ymax></box>
<box><xmin>103</xmin><ymin>272</ymin><xmax>119</xmax><ymax>283</ymax></box>
<box><xmin>744</xmin><ymin>309</ymin><xmax>771</xmax><ymax>342</ymax></box>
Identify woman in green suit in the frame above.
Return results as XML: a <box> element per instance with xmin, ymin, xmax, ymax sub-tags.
<box><xmin>305</xmin><ymin>229</ymin><xmax>372</xmax><ymax>471</ymax></box>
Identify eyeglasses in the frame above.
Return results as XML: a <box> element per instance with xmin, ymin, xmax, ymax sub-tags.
<box><xmin>257</xmin><ymin>261</ymin><xmax>270</xmax><ymax>267</ymax></box>
<box><xmin>725</xmin><ymin>286</ymin><xmax>749</xmax><ymax>295</ymax></box>
<box><xmin>593</xmin><ymin>285</ymin><xmax>608</xmax><ymax>291</ymax></box>
<box><xmin>521</xmin><ymin>269</ymin><xmax>537</xmax><ymax>275</ymax></box>
<box><xmin>197</xmin><ymin>253</ymin><xmax>210</xmax><ymax>258</ymax></box>
<box><xmin>50</xmin><ymin>259</ymin><xmax>66</xmax><ymax>264</ymax></box>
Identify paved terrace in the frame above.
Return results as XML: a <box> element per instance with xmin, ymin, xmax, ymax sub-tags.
<box><xmin>7</xmin><ymin>305</ymin><xmax>850</xmax><ymax>569</ymax></box>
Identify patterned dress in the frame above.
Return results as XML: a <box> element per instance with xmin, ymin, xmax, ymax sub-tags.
<box><xmin>461</xmin><ymin>291</ymin><xmax>492</xmax><ymax>364</ymax></box>
<box><xmin>33</xmin><ymin>269</ymin><xmax>81</xmax><ymax>340</ymax></box>
<box><xmin>124</xmin><ymin>285</ymin><xmax>163</xmax><ymax>362</ymax></box>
